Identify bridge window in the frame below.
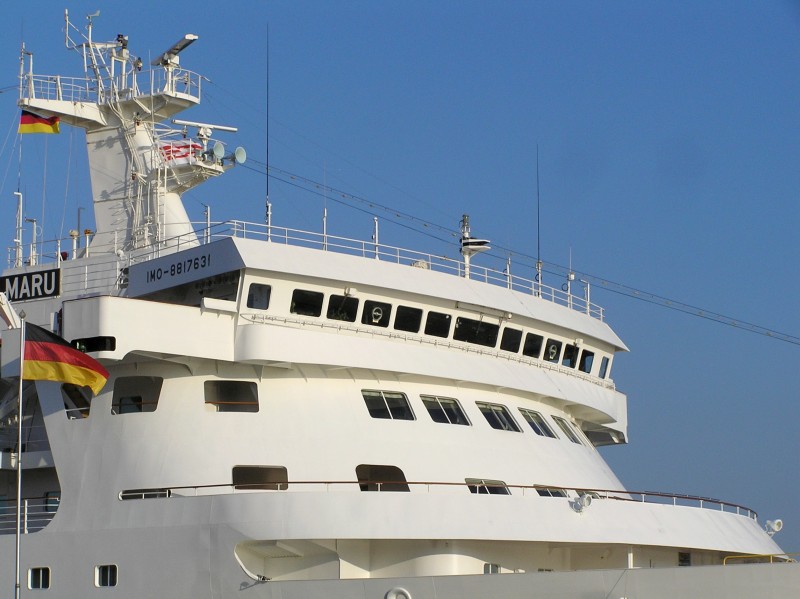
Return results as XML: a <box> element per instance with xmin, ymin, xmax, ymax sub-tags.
<box><xmin>394</xmin><ymin>305</ymin><xmax>423</xmax><ymax>333</ymax></box>
<box><xmin>424</xmin><ymin>311</ymin><xmax>452</xmax><ymax>338</ymax></box>
<box><xmin>562</xmin><ymin>344</ymin><xmax>579</xmax><ymax>368</ymax></box>
<box><xmin>579</xmin><ymin>350</ymin><xmax>595</xmax><ymax>373</ymax></box>
<box><xmin>246</xmin><ymin>283</ymin><xmax>272</xmax><ymax>310</ymax></box>
<box><xmin>518</xmin><ymin>408</ymin><xmax>557</xmax><ymax>438</ymax></box>
<box><xmin>205</xmin><ymin>380</ymin><xmax>259</xmax><ymax>413</ymax></box>
<box><xmin>362</xmin><ymin>300</ymin><xmax>392</xmax><ymax>327</ymax></box>
<box><xmin>421</xmin><ymin>395</ymin><xmax>470</xmax><ymax>425</ymax></box>
<box><xmin>356</xmin><ymin>464</ymin><xmax>409</xmax><ymax>492</ymax></box>
<box><xmin>290</xmin><ymin>289</ymin><xmax>323</xmax><ymax>317</ymax></box>
<box><xmin>543</xmin><ymin>338</ymin><xmax>562</xmax><ymax>363</ymax></box>
<box><xmin>476</xmin><ymin>402</ymin><xmax>521</xmax><ymax>432</ymax></box>
<box><xmin>499</xmin><ymin>327</ymin><xmax>522</xmax><ymax>353</ymax></box>
<box><xmin>327</xmin><ymin>294</ymin><xmax>359</xmax><ymax>322</ymax></box>
<box><xmin>362</xmin><ymin>390</ymin><xmax>415</xmax><ymax>420</ymax></box>
<box><xmin>599</xmin><ymin>356</ymin><xmax>610</xmax><ymax>379</ymax></box>
<box><xmin>453</xmin><ymin>317</ymin><xmax>499</xmax><ymax>347</ymax></box>
<box><xmin>522</xmin><ymin>333</ymin><xmax>543</xmax><ymax>358</ymax></box>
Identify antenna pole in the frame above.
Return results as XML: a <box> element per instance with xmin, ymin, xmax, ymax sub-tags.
<box><xmin>264</xmin><ymin>24</ymin><xmax>271</xmax><ymax>239</ymax></box>
<box><xmin>535</xmin><ymin>145</ymin><xmax>542</xmax><ymax>296</ymax></box>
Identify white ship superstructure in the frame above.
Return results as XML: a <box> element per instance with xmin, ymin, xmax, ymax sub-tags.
<box><xmin>0</xmin><ymin>13</ymin><xmax>796</xmax><ymax>598</ymax></box>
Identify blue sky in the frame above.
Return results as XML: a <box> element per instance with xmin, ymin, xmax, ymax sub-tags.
<box><xmin>1</xmin><ymin>2</ymin><xmax>798</xmax><ymax>551</ymax></box>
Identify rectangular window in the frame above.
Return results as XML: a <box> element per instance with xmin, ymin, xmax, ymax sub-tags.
<box><xmin>95</xmin><ymin>564</ymin><xmax>118</xmax><ymax>587</ymax></box>
<box><xmin>678</xmin><ymin>552</ymin><xmax>692</xmax><ymax>567</ymax></box>
<box><xmin>362</xmin><ymin>390</ymin><xmax>415</xmax><ymax>420</ymax></box>
<box><xmin>476</xmin><ymin>402</ymin><xmax>521</xmax><ymax>432</ymax></box>
<box><xmin>453</xmin><ymin>317</ymin><xmax>499</xmax><ymax>347</ymax></box>
<box><xmin>599</xmin><ymin>356</ymin><xmax>610</xmax><ymax>379</ymax></box>
<box><xmin>499</xmin><ymin>327</ymin><xmax>522</xmax><ymax>353</ymax></box>
<box><xmin>246</xmin><ymin>283</ymin><xmax>272</xmax><ymax>310</ymax></box>
<box><xmin>561</xmin><ymin>344</ymin><xmax>579</xmax><ymax>368</ymax></box>
<box><xmin>522</xmin><ymin>333</ymin><xmax>543</xmax><ymax>358</ymax></box>
<box><xmin>424</xmin><ymin>311</ymin><xmax>452</xmax><ymax>338</ymax></box>
<box><xmin>326</xmin><ymin>294</ymin><xmax>359</xmax><ymax>322</ymax></box>
<box><xmin>290</xmin><ymin>289</ymin><xmax>324</xmax><ymax>317</ymax></box>
<box><xmin>112</xmin><ymin>376</ymin><xmax>163</xmax><ymax>414</ymax></box>
<box><xmin>484</xmin><ymin>563</ymin><xmax>501</xmax><ymax>574</ymax></box>
<box><xmin>61</xmin><ymin>383</ymin><xmax>91</xmax><ymax>419</ymax></box>
<box><xmin>120</xmin><ymin>488</ymin><xmax>171</xmax><ymax>500</ymax></box>
<box><xmin>536</xmin><ymin>487</ymin><xmax>568</xmax><ymax>498</ymax></box>
<box><xmin>578</xmin><ymin>350</ymin><xmax>595</xmax><ymax>373</ymax></box>
<box><xmin>421</xmin><ymin>395</ymin><xmax>470</xmax><ymax>425</ymax></box>
<box><xmin>204</xmin><ymin>380</ymin><xmax>259</xmax><ymax>413</ymax></box>
<box><xmin>233</xmin><ymin>466</ymin><xmax>288</xmax><ymax>491</ymax></box>
<box><xmin>552</xmin><ymin>416</ymin><xmax>583</xmax><ymax>444</ymax></box>
<box><xmin>356</xmin><ymin>464</ymin><xmax>409</xmax><ymax>492</ymax></box>
<box><xmin>466</xmin><ymin>478</ymin><xmax>510</xmax><ymax>495</ymax></box>
<box><xmin>518</xmin><ymin>408</ymin><xmax>557</xmax><ymax>438</ymax></box>
<box><xmin>394</xmin><ymin>305</ymin><xmax>423</xmax><ymax>333</ymax></box>
<box><xmin>362</xmin><ymin>300</ymin><xmax>392</xmax><ymax>327</ymax></box>
<box><xmin>29</xmin><ymin>567</ymin><xmax>50</xmax><ymax>589</ymax></box>
<box><xmin>543</xmin><ymin>338</ymin><xmax>563</xmax><ymax>363</ymax></box>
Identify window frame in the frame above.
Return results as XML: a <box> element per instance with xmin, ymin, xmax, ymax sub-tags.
<box><xmin>421</xmin><ymin>395</ymin><xmax>470</xmax><ymax>426</ymax></box>
<box><xmin>361</xmin><ymin>390</ymin><xmax>415</xmax><ymax>421</ymax></box>
<box><xmin>29</xmin><ymin>567</ymin><xmax>50</xmax><ymax>590</ymax></box>
<box><xmin>466</xmin><ymin>478</ymin><xmax>511</xmax><ymax>495</ymax></box>
<box><xmin>476</xmin><ymin>402</ymin><xmax>522</xmax><ymax>432</ymax></box>
<box><xmin>95</xmin><ymin>564</ymin><xmax>118</xmax><ymax>588</ymax></box>
<box><xmin>290</xmin><ymin>289</ymin><xmax>324</xmax><ymax>317</ymax></box>
<box><xmin>518</xmin><ymin>408</ymin><xmax>558</xmax><ymax>438</ymax></box>
<box><xmin>424</xmin><ymin>311</ymin><xmax>452</xmax><ymax>338</ymax></box>
<box><xmin>552</xmin><ymin>416</ymin><xmax>583</xmax><ymax>445</ymax></box>
<box><xmin>246</xmin><ymin>283</ymin><xmax>272</xmax><ymax>310</ymax></box>
<box><xmin>499</xmin><ymin>327</ymin><xmax>522</xmax><ymax>353</ymax></box>
<box><xmin>394</xmin><ymin>305</ymin><xmax>423</xmax><ymax>333</ymax></box>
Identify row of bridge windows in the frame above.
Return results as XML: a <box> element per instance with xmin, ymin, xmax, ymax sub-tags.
<box><xmin>247</xmin><ymin>283</ymin><xmax>612</xmax><ymax>380</ymax></box>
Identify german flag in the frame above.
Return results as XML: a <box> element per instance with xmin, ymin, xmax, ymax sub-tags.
<box><xmin>18</xmin><ymin>110</ymin><xmax>60</xmax><ymax>134</ymax></box>
<box><xmin>23</xmin><ymin>323</ymin><xmax>108</xmax><ymax>395</ymax></box>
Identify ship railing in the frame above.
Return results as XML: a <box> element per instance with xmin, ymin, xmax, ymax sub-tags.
<box><xmin>4</xmin><ymin>219</ymin><xmax>604</xmax><ymax>321</ymax></box>
<box><xmin>0</xmin><ymin>496</ymin><xmax>59</xmax><ymax>535</ymax></box>
<box><xmin>20</xmin><ymin>67</ymin><xmax>201</xmax><ymax>105</ymax></box>
<box><xmin>118</xmin><ymin>480</ymin><xmax>759</xmax><ymax>521</ymax></box>
<box><xmin>217</xmin><ymin>220</ymin><xmax>605</xmax><ymax>321</ymax></box>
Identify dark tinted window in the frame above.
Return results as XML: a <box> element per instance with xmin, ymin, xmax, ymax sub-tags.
<box><xmin>453</xmin><ymin>317</ymin><xmax>499</xmax><ymax>347</ymax></box>
<box><xmin>246</xmin><ymin>283</ymin><xmax>271</xmax><ymax>310</ymax></box>
<box><xmin>327</xmin><ymin>294</ymin><xmax>359</xmax><ymax>322</ymax></box>
<box><xmin>543</xmin><ymin>339</ymin><xmax>562</xmax><ymax>363</ymax></box>
<box><xmin>579</xmin><ymin>350</ymin><xmax>595</xmax><ymax>373</ymax></box>
<box><xmin>522</xmin><ymin>333</ymin><xmax>543</xmax><ymax>358</ymax></box>
<box><xmin>499</xmin><ymin>327</ymin><xmax>522</xmax><ymax>353</ymax></box>
<box><xmin>362</xmin><ymin>300</ymin><xmax>392</xmax><ymax>327</ymax></box>
<box><xmin>421</xmin><ymin>395</ymin><xmax>470</xmax><ymax>425</ymax></box>
<box><xmin>424</xmin><ymin>311</ymin><xmax>452</xmax><ymax>338</ymax></box>
<box><xmin>291</xmin><ymin>289</ymin><xmax>323</xmax><ymax>317</ymax></box>
<box><xmin>477</xmin><ymin>402</ymin><xmax>521</xmax><ymax>432</ymax></box>
<box><xmin>362</xmin><ymin>390</ymin><xmax>415</xmax><ymax>420</ymax></box>
<box><xmin>394</xmin><ymin>306</ymin><xmax>423</xmax><ymax>332</ymax></box>
<box><xmin>562</xmin><ymin>344</ymin><xmax>579</xmax><ymax>368</ymax></box>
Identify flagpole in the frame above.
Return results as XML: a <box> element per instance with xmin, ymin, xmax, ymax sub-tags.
<box><xmin>15</xmin><ymin>317</ymin><xmax>25</xmax><ymax>599</ymax></box>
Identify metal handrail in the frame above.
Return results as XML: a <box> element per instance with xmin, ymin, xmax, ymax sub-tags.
<box><xmin>0</xmin><ymin>496</ymin><xmax>59</xmax><ymax>534</ymax></box>
<box><xmin>5</xmin><ymin>219</ymin><xmax>605</xmax><ymax>321</ymax></box>
<box><xmin>118</xmin><ymin>479</ymin><xmax>758</xmax><ymax>520</ymax></box>
<box><xmin>723</xmin><ymin>552</ymin><xmax>798</xmax><ymax>565</ymax></box>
